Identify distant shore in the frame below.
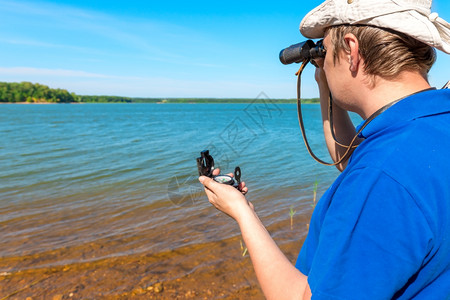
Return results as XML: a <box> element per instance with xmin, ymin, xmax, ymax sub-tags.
<box><xmin>0</xmin><ymin>102</ymin><xmax>85</xmax><ymax>104</ymax></box>
<box><xmin>1</xmin><ymin>99</ymin><xmax>319</xmax><ymax>104</ymax></box>
<box><xmin>0</xmin><ymin>82</ymin><xmax>319</xmax><ymax>104</ymax></box>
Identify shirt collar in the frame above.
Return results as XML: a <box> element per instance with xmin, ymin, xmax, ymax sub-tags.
<box><xmin>358</xmin><ymin>89</ymin><xmax>450</xmax><ymax>139</ymax></box>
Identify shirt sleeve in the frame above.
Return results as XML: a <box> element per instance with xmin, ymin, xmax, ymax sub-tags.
<box><xmin>305</xmin><ymin>167</ymin><xmax>433</xmax><ymax>300</ymax></box>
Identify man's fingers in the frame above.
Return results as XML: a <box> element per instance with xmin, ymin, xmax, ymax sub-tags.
<box><xmin>199</xmin><ymin>175</ymin><xmax>214</xmax><ymax>188</ymax></box>
<box><xmin>312</xmin><ymin>58</ymin><xmax>324</xmax><ymax>68</ymax></box>
<box><xmin>199</xmin><ymin>176</ymin><xmax>222</xmax><ymax>192</ymax></box>
<box><xmin>200</xmin><ymin>175</ymin><xmax>246</xmax><ymax>195</ymax></box>
<box><xmin>241</xmin><ymin>186</ymin><xmax>248</xmax><ymax>195</ymax></box>
<box><xmin>238</xmin><ymin>182</ymin><xmax>248</xmax><ymax>195</ymax></box>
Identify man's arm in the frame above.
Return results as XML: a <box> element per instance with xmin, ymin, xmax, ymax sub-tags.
<box><xmin>315</xmin><ymin>62</ymin><xmax>361</xmax><ymax>171</ymax></box>
<box><xmin>238</xmin><ymin>206</ymin><xmax>311</xmax><ymax>300</ymax></box>
<box><xmin>199</xmin><ymin>176</ymin><xmax>311</xmax><ymax>300</ymax></box>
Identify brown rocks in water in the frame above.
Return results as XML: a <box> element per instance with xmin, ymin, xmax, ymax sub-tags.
<box><xmin>154</xmin><ymin>282</ymin><xmax>164</xmax><ymax>293</ymax></box>
<box><xmin>147</xmin><ymin>282</ymin><xmax>164</xmax><ymax>293</ymax></box>
<box><xmin>132</xmin><ymin>286</ymin><xmax>147</xmax><ymax>295</ymax></box>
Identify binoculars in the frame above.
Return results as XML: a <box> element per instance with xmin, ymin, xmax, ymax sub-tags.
<box><xmin>279</xmin><ymin>39</ymin><xmax>326</xmax><ymax>65</ymax></box>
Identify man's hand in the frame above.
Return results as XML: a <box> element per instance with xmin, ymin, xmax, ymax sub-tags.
<box><xmin>211</xmin><ymin>168</ymin><xmax>248</xmax><ymax>195</ymax></box>
<box><xmin>199</xmin><ymin>169</ymin><xmax>253</xmax><ymax>221</ymax></box>
<box><xmin>313</xmin><ymin>58</ymin><xmax>329</xmax><ymax>91</ymax></box>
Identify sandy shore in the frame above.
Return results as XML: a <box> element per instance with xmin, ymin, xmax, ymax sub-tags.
<box><xmin>0</xmin><ymin>216</ymin><xmax>308</xmax><ymax>299</ymax></box>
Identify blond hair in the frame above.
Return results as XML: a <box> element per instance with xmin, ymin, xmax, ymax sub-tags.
<box><xmin>327</xmin><ymin>25</ymin><xmax>436</xmax><ymax>80</ymax></box>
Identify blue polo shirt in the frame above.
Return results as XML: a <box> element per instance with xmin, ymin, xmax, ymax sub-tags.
<box><xmin>296</xmin><ymin>89</ymin><xmax>450</xmax><ymax>299</ymax></box>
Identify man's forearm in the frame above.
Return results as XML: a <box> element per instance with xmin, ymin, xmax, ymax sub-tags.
<box><xmin>319</xmin><ymin>87</ymin><xmax>358</xmax><ymax>171</ymax></box>
<box><xmin>237</xmin><ymin>207</ymin><xmax>311</xmax><ymax>300</ymax></box>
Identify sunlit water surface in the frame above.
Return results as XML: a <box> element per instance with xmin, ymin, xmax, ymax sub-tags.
<box><xmin>0</xmin><ymin>103</ymin><xmax>355</xmax><ymax>272</ymax></box>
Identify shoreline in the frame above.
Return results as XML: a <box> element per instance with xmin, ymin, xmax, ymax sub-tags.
<box><xmin>0</xmin><ymin>82</ymin><xmax>319</xmax><ymax>105</ymax></box>
<box><xmin>0</xmin><ymin>101</ymin><xmax>319</xmax><ymax>105</ymax></box>
<box><xmin>0</xmin><ymin>102</ymin><xmax>85</xmax><ymax>105</ymax></box>
<box><xmin>0</xmin><ymin>215</ymin><xmax>307</xmax><ymax>299</ymax></box>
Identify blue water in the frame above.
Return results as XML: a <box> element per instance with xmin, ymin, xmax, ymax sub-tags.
<box><xmin>0</xmin><ymin>103</ymin><xmax>346</xmax><ymax>263</ymax></box>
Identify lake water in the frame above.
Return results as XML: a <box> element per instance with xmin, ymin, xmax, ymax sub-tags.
<box><xmin>0</xmin><ymin>102</ymin><xmax>346</xmax><ymax>297</ymax></box>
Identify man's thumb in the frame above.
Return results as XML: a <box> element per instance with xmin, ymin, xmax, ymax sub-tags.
<box><xmin>199</xmin><ymin>176</ymin><xmax>212</xmax><ymax>186</ymax></box>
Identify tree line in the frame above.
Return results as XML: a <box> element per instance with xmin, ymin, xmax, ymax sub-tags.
<box><xmin>0</xmin><ymin>82</ymin><xmax>76</xmax><ymax>103</ymax></box>
<box><xmin>0</xmin><ymin>81</ymin><xmax>319</xmax><ymax>104</ymax></box>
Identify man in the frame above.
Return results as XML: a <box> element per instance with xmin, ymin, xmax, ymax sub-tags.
<box><xmin>199</xmin><ymin>0</ymin><xmax>450</xmax><ymax>299</ymax></box>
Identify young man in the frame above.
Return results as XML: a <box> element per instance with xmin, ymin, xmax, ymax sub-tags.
<box><xmin>199</xmin><ymin>0</ymin><xmax>450</xmax><ymax>299</ymax></box>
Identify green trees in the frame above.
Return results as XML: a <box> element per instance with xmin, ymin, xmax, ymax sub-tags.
<box><xmin>0</xmin><ymin>82</ymin><xmax>75</xmax><ymax>103</ymax></box>
<box><xmin>0</xmin><ymin>81</ymin><xmax>320</xmax><ymax>103</ymax></box>
<box><xmin>77</xmin><ymin>95</ymin><xmax>133</xmax><ymax>103</ymax></box>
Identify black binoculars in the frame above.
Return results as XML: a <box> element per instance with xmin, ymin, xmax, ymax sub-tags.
<box><xmin>279</xmin><ymin>39</ymin><xmax>326</xmax><ymax>65</ymax></box>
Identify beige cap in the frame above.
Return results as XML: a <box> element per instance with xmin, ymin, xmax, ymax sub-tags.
<box><xmin>300</xmin><ymin>0</ymin><xmax>450</xmax><ymax>54</ymax></box>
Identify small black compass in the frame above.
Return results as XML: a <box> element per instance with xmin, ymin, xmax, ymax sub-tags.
<box><xmin>196</xmin><ymin>150</ymin><xmax>241</xmax><ymax>188</ymax></box>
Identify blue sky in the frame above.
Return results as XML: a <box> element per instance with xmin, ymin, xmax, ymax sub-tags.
<box><xmin>0</xmin><ymin>0</ymin><xmax>449</xmax><ymax>98</ymax></box>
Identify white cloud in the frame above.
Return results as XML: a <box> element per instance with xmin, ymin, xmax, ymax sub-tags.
<box><xmin>0</xmin><ymin>67</ymin><xmax>122</xmax><ymax>79</ymax></box>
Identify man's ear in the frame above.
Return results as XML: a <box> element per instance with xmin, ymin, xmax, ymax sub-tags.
<box><xmin>344</xmin><ymin>33</ymin><xmax>360</xmax><ymax>73</ymax></box>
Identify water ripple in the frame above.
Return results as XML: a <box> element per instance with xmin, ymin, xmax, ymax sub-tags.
<box><xmin>0</xmin><ymin>103</ymin><xmax>345</xmax><ymax>260</ymax></box>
